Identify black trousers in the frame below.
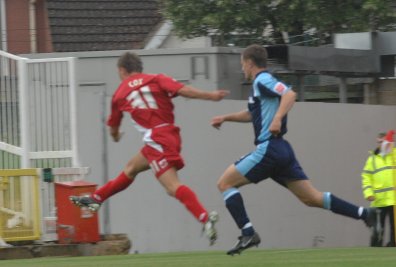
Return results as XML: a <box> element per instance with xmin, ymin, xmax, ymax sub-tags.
<box><xmin>371</xmin><ymin>206</ymin><xmax>395</xmax><ymax>247</ymax></box>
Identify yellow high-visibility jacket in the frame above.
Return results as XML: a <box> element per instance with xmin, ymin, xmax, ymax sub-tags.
<box><xmin>361</xmin><ymin>148</ymin><xmax>396</xmax><ymax>207</ymax></box>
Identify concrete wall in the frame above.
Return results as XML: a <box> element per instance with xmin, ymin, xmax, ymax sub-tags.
<box><xmin>98</xmin><ymin>100</ymin><xmax>396</xmax><ymax>253</ymax></box>
<box><xmin>334</xmin><ymin>31</ymin><xmax>396</xmax><ymax>55</ymax></box>
<box><xmin>364</xmin><ymin>79</ymin><xmax>396</xmax><ymax>105</ymax></box>
<box><xmin>373</xmin><ymin>32</ymin><xmax>396</xmax><ymax>56</ymax></box>
<box><xmin>26</xmin><ymin>47</ymin><xmax>244</xmax><ymax>99</ymax></box>
<box><xmin>378</xmin><ymin>79</ymin><xmax>396</xmax><ymax>105</ymax></box>
<box><xmin>23</xmin><ymin>50</ymin><xmax>396</xmax><ymax>253</ymax></box>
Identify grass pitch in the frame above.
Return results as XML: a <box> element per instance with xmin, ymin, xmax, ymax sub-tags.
<box><xmin>0</xmin><ymin>247</ymin><xmax>395</xmax><ymax>267</ymax></box>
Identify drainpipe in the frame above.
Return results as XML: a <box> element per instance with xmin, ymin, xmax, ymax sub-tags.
<box><xmin>0</xmin><ymin>0</ymin><xmax>7</xmax><ymax>51</ymax></box>
<box><xmin>29</xmin><ymin>0</ymin><xmax>37</xmax><ymax>53</ymax></box>
<box><xmin>144</xmin><ymin>20</ymin><xmax>172</xmax><ymax>49</ymax></box>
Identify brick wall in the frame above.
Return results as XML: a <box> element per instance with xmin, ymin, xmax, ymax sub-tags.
<box><xmin>5</xmin><ymin>0</ymin><xmax>52</xmax><ymax>54</ymax></box>
<box><xmin>6</xmin><ymin>0</ymin><xmax>30</xmax><ymax>54</ymax></box>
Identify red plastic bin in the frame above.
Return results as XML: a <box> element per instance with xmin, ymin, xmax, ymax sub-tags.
<box><xmin>55</xmin><ymin>180</ymin><xmax>100</xmax><ymax>244</ymax></box>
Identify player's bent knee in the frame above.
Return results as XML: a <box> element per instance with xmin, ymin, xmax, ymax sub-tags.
<box><xmin>124</xmin><ymin>165</ymin><xmax>140</xmax><ymax>178</ymax></box>
<box><xmin>299</xmin><ymin>196</ymin><xmax>321</xmax><ymax>207</ymax></box>
<box><xmin>166</xmin><ymin>189</ymin><xmax>176</xmax><ymax>197</ymax></box>
<box><xmin>124</xmin><ymin>169</ymin><xmax>134</xmax><ymax>178</ymax></box>
<box><xmin>163</xmin><ymin>180</ymin><xmax>181</xmax><ymax>197</ymax></box>
<box><xmin>217</xmin><ymin>179</ymin><xmax>230</xmax><ymax>193</ymax></box>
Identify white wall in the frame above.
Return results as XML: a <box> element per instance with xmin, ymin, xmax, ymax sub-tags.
<box><xmin>334</xmin><ymin>32</ymin><xmax>373</xmax><ymax>50</ymax></box>
<box><xmin>161</xmin><ymin>34</ymin><xmax>212</xmax><ymax>49</ymax></box>
<box><xmin>23</xmin><ymin>49</ymin><xmax>396</xmax><ymax>253</ymax></box>
<box><xmin>89</xmin><ymin>98</ymin><xmax>396</xmax><ymax>253</ymax></box>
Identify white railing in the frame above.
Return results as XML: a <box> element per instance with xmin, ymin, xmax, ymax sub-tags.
<box><xmin>0</xmin><ymin>50</ymin><xmax>79</xmax><ymax>168</ymax></box>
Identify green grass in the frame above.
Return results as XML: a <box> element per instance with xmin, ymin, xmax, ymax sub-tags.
<box><xmin>0</xmin><ymin>247</ymin><xmax>395</xmax><ymax>267</ymax></box>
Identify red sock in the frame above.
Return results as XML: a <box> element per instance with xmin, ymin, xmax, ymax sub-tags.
<box><xmin>92</xmin><ymin>172</ymin><xmax>133</xmax><ymax>202</ymax></box>
<box><xmin>175</xmin><ymin>185</ymin><xmax>208</xmax><ymax>223</ymax></box>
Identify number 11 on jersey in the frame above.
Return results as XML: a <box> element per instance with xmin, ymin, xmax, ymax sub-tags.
<box><xmin>127</xmin><ymin>86</ymin><xmax>158</xmax><ymax>109</ymax></box>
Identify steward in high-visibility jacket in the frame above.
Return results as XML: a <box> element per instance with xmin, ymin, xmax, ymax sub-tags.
<box><xmin>362</xmin><ymin>148</ymin><xmax>396</xmax><ymax>207</ymax></box>
<box><xmin>361</xmin><ymin>144</ymin><xmax>396</xmax><ymax>247</ymax></box>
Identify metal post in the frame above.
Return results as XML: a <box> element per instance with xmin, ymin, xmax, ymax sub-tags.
<box><xmin>339</xmin><ymin>77</ymin><xmax>347</xmax><ymax>103</ymax></box>
<box><xmin>0</xmin><ymin>0</ymin><xmax>7</xmax><ymax>52</ymax></box>
<box><xmin>296</xmin><ymin>74</ymin><xmax>305</xmax><ymax>101</ymax></box>
<box><xmin>392</xmin><ymin>149</ymin><xmax>396</xmax><ymax>245</ymax></box>
<box><xmin>17</xmin><ymin>59</ymin><xmax>30</xmax><ymax>168</ymax></box>
<box><xmin>68</xmin><ymin>57</ymin><xmax>80</xmax><ymax>167</ymax></box>
<box><xmin>101</xmin><ymin>89</ymin><xmax>111</xmax><ymax>235</ymax></box>
<box><xmin>29</xmin><ymin>0</ymin><xmax>37</xmax><ymax>53</ymax></box>
<box><xmin>363</xmin><ymin>83</ymin><xmax>370</xmax><ymax>104</ymax></box>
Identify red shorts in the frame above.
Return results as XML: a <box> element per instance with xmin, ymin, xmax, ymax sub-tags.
<box><xmin>141</xmin><ymin>125</ymin><xmax>184</xmax><ymax>178</ymax></box>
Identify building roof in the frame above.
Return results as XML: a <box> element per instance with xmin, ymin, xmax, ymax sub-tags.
<box><xmin>46</xmin><ymin>0</ymin><xmax>162</xmax><ymax>52</ymax></box>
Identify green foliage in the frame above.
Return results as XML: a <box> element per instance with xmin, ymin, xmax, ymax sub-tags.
<box><xmin>161</xmin><ymin>0</ymin><xmax>272</xmax><ymax>45</ymax></box>
<box><xmin>161</xmin><ymin>0</ymin><xmax>396</xmax><ymax>46</ymax></box>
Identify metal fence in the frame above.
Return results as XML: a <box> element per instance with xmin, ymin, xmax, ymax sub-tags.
<box><xmin>0</xmin><ymin>51</ymin><xmax>21</xmax><ymax>169</ymax></box>
<box><xmin>0</xmin><ymin>167</ymin><xmax>90</xmax><ymax>243</ymax></box>
<box><xmin>0</xmin><ymin>50</ymin><xmax>79</xmax><ymax>169</ymax></box>
<box><xmin>0</xmin><ymin>169</ymin><xmax>40</xmax><ymax>242</ymax></box>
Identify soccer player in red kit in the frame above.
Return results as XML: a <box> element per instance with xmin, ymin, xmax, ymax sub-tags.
<box><xmin>70</xmin><ymin>52</ymin><xmax>229</xmax><ymax>245</ymax></box>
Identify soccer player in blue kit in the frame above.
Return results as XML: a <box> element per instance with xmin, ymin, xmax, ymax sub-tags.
<box><xmin>211</xmin><ymin>44</ymin><xmax>378</xmax><ymax>255</ymax></box>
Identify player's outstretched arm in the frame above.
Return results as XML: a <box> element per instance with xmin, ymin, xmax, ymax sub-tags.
<box><xmin>211</xmin><ymin>109</ymin><xmax>251</xmax><ymax>129</ymax></box>
<box><xmin>178</xmin><ymin>86</ymin><xmax>229</xmax><ymax>101</ymax></box>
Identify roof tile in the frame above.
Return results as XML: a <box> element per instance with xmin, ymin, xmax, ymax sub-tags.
<box><xmin>46</xmin><ymin>0</ymin><xmax>162</xmax><ymax>52</ymax></box>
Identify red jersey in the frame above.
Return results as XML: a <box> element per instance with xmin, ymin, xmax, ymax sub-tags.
<box><xmin>107</xmin><ymin>73</ymin><xmax>184</xmax><ymax>135</ymax></box>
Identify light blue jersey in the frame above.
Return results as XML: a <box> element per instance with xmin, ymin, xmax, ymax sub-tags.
<box><xmin>235</xmin><ymin>71</ymin><xmax>307</xmax><ymax>185</ymax></box>
<box><xmin>248</xmin><ymin>71</ymin><xmax>291</xmax><ymax>144</ymax></box>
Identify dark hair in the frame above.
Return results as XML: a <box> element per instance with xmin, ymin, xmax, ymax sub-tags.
<box><xmin>117</xmin><ymin>52</ymin><xmax>143</xmax><ymax>73</ymax></box>
<box><xmin>378</xmin><ymin>132</ymin><xmax>386</xmax><ymax>138</ymax></box>
<box><xmin>242</xmin><ymin>44</ymin><xmax>268</xmax><ymax>68</ymax></box>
